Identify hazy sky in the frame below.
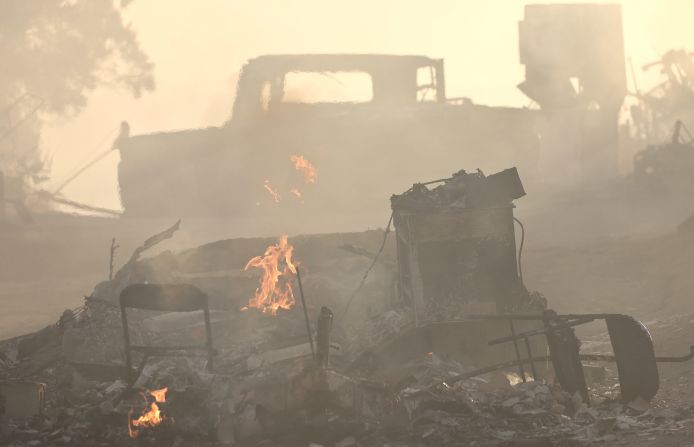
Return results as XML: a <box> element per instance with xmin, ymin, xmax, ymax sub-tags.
<box><xmin>42</xmin><ymin>0</ymin><xmax>694</xmax><ymax>210</ymax></box>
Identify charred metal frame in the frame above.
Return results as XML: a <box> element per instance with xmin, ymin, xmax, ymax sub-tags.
<box><xmin>233</xmin><ymin>54</ymin><xmax>447</xmax><ymax>123</ymax></box>
<box><xmin>119</xmin><ymin>284</ymin><xmax>215</xmax><ymax>383</ymax></box>
<box><xmin>440</xmin><ymin>312</ymin><xmax>694</xmax><ymax>404</ymax></box>
<box><xmin>391</xmin><ymin>172</ymin><xmax>526</xmax><ymax>321</ymax></box>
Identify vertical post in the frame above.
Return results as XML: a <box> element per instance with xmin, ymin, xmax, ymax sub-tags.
<box><xmin>435</xmin><ymin>59</ymin><xmax>446</xmax><ymax>103</ymax></box>
<box><xmin>109</xmin><ymin>238</ymin><xmax>119</xmax><ymax>280</ymax></box>
<box><xmin>202</xmin><ymin>294</ymin><xmax>214</xmax><ymax>372</ymax></box>
<box><xmin>524</xmin><ymin>336</ymin><xmax>538</xmax><ymax>380</ymax></box>
<box><xmin>296</xmin><ymin>267</ymin><xmax>315</xmax><ymax>359</ymax></box>
<box><xmin>508</xmin><ymin>319</ymin><xmax>527</xmax><ymax>383</ymax></box>
<box><xmin>120</xmin><ymin>303</ymin><xmax>133</xmax><ymax>383</ymax></box>
<box><xmin>316</xmin><ymin>306</ymin><xmax>333</xmax><ymax>367</ymax></box>
<box><xmin>405</xmin><ymin>218</ymin><xmax>421</xmax><ymax>326</ymax></box>
<box><xmin>0</xmin><ymin>171</ymin><xmax>4</xmax><ymax>223</ymax></box>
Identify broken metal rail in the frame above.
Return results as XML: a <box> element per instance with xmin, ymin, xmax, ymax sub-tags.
<box><xmin>429</xmin><ymin>312</ymin><xmax>694</xmax><ymax>404</ymax></box>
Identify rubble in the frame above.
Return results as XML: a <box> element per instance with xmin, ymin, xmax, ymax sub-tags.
<box><xmin>1</xmin><ymin>295</ymin><xmax>687</xmax><ymax>447</ymax></box>
<box><xmin>0</xmin><ymin>381</ymin><xmax>45</xmax><ymax>419</ymax></box>
<box><xmin>8</xmin><ymin>2</ymin><xmax>694</xmax><ymax>445</ymax></box>
<box><xmin>2</xmin><ymin>174</ymin><xmax>694</xmax><ymax>447</ymax></box>
<box><xmin>1</xmin><ymin>341</ymin><xmax>690</xmax><ymax>447</ymax></box>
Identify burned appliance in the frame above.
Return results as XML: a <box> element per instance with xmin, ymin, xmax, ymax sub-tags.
<box><xmin>391</xmin><ymin>167</ymin><xmax>527</xmax><ymax>322</ymax></box>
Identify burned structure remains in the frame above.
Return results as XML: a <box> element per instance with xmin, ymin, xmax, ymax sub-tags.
<box><xmin>633</xmin><ymin>120</ymin><xmax>694</xmax><ymax>192</ymax></box>
<box><xmin>518</xmin><ymin>4</ymin><xmax>627</xmax><ymax>184</ymax></box>
<box><xmin>4</xmin><ymin>164</ymin><xmax>694</xmax><ymax>446</ymax></box>
<box><xmin>5</xmin><ymin>2</ymin><xmax>694</xmax><ymax>447</ymax></box>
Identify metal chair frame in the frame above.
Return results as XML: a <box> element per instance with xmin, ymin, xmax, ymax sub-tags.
<box><xmin>119</xmin><ymin>283</ymin><xmax>214</xmax><ymax>382</ymax></box>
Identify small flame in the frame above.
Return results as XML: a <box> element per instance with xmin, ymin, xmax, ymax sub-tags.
<box><xmin>149</xmin><ymin>388</ymin><xmax>167</xmax><ymax>403</ymax></box>
<box><xmin>243</xmin><ymin>235</ymin><xmax>297</xmax><ymax>315</ymax></box>
<box><xmin>264</xmin><ymin>180</ymin><xmax>281</xmax><ymax>203</ymax></box>
<box><xmin>290</xmin><ymin>155</ymin><xmax>317</xmax><ymax>184</ymax></box>
<box><xmin>128</xmin><ymin>387</ymin><xmax>168</xmax><ymax>439</ymax></box>
<box><xmin>290</xmin><ymin>188</ymin><xmax>302</xmax><ymax>199</ymax></box>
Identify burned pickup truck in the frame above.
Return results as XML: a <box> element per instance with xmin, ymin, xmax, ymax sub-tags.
<box><xmin>117</xmin><ymin>54</ymin><xmax>539</xmax><ymax>218</ymax></box>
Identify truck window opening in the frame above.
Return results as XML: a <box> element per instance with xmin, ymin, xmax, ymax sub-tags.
<box><xmin>281</xmin><ymin>71</ymin><xmax>373</xmax><ymax>104</ymax></box>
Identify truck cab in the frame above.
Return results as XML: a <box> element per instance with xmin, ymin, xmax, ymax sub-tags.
<box><xmin>118</xmin><ymin>54</ymin><xmax>538</xmax><ymax>221</ymax></box>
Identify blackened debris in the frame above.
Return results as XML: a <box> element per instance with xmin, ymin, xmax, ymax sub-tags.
<box><xmin>391</xmin><ymin>167</ymin><xmax>526</xmax><ymax>212</ymax></box>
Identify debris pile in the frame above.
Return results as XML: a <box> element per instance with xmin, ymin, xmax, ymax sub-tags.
<box><xmin>390</xmin><ymin>167</ymin><xmax>526</xmax><ymax>212</ymax></box>
<box><xmin>2</xmin><ymin>169</ymin><xmax>693</xmax><ymax>446</ymax></box>
<box><xmin>1</xmin><ymin>337</ymin><xmax>689</xmax><ymax>447</ymax></box>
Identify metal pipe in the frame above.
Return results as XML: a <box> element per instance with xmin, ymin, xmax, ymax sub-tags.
<box><xmin>316</xmin><ymin>306</ymin><xmax>333</xmax><ymax>367</ymax></box>
<box><xmin>580</xmin><ymin>346</ymin><xmax>694</xmax><ymax>364</ymax></box>
<box><xmin>203</xmin><ymin>297</ymin><xmax>215</xmax><ymax>372</ymax></box>
<box><xmin>508</xmin><ymin>320</ymin><xmax>526</xmax><ymax>382</ymax></box>
<box><xmin>524</xmin><ymin>336</ymin><xmax>538</xmax><ymax>380</ymax></box>
<box><xmin>429</xmin><ymin>355</ymin><xmax>553</xmax><ymax>391</ymax></box>
<box><xmin>429</xmin><ymin>346</ymin><xmax>694</xmax><ymax>393</ymax></box>
<box><xmin>489</xmin><ymin>317</ymin><xmax>595</xmax><ymax>346</ymax></box>
<box><xmin>296</xmin><ymin>267</ymin><xmax>315</xmax><ymax>359</ymax></box>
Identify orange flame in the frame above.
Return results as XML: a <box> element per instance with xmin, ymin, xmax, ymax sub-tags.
<box><xmin>244</xmin><ymin>235</ymin><xmax>297</xmax><ymax>315</ymax></box>
<box><xmin>128</xmin><ymin>387</ymin><xmax>168</xmax><ymax>439</ymax></box>
<box><xmin>290</xmin><ymin>155</ymin><xmax>317</xmax><ymax>184</ymax></box>
<box><xmin>264</xmin><ymin>180</ymin><xmax>281</xmax><ymax>203</ymax></box>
